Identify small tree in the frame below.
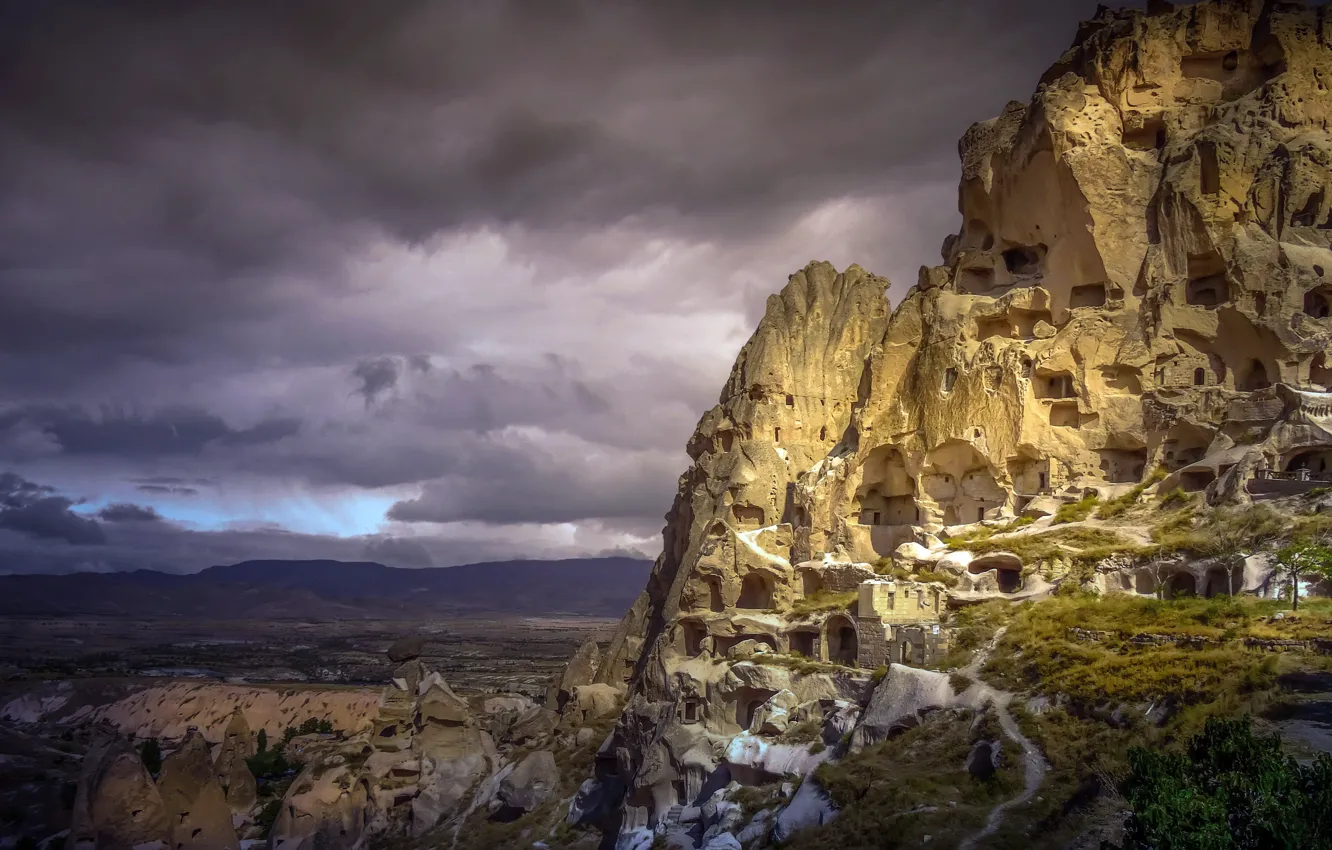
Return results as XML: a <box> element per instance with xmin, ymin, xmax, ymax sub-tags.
<box><xmin>1273</xmin><ymin>537</ymin><xmax>1332</xmax><ymax>610</ymax></box>
<box><xmin>139</xmin><ymin>737</ymin><xmax>162</xmax><ymax>775</ymax></box>
<box><xmin>256</xmin><ymin>728</ymin><xmax>268</xmax><ymax>753</ymax></box>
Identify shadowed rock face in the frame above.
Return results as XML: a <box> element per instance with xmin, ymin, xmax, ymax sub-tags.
<box><xmin>67</xmin><ymin>731</ymin><xmax>170</xmax><ymax>850</ymax></box>
<box><xmin>593</xmin><ymin>0</ymin><xmax>1332</xmax><ymax>833</ymax></box>
<box><xmin>213</xmin><ymin>709</ymin><xmax>257</xmax><ymax>813</ymax></box>
<box><xmin>157</xmin><ymin>730</ymin><xmax>239</xmax><ymax>850</ymax></box>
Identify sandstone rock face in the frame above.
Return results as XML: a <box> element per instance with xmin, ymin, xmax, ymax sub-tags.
<box><xmin>67</xmin><ymin>730</ymin><xmax>170</xmax><ymax>850</ymax></box>
<box><xmin>595</xmin><ymin>0</ymin><xmax>1332</xmax><ymax>834</ymax></box>
<box><xmin>546</xmin><ymin>639</ymin><xmax>601</xmax><ymax>710</ymax></box>
<box><xmin>157</xmin><ymin>730</ymin><xmax>239</xmax><ymax>850</ymax></box>
<box><xmin>213</xmin><ymin>708</ymin><xmax>257</xmax><ymax>812</ymax></box>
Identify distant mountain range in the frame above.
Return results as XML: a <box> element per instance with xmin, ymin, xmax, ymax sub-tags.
<box><xmin>0</xmin><ymin>557</ymin><xmax>652</xmax><ymax>619</ymax></box>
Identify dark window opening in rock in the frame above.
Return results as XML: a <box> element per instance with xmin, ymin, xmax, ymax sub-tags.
<box><xmin>996</xmin><ymin>568</ymin><xmax>1021</xmax><ymax>594</ymax></box>
<box><xmin>1204</xmin><ymin>568</ymin><xmax>1231</xmax><ymax>598</ymax></box>
<box><xmin>1038</xmin><ymin>472</ymin><xmax>1048</xmax><ymax>490</ymax></box>
<box><xmin>1255</xmin><ymin>292</ymin><xmax>1267</xmax><ymax>314</ymax></box>
<box><xmin>1194</xmin><ymin>367</ymin><xmax>1206</xmax><ymax>386</ymax></box>
<box><xmin>1223</xmin><ymin>50</ymin><xmax>1239</xmax><ymax>71</ymax></box>
<box><xmin>943</xmin><ymin>368</ymin><xmax>958</xmax><ymax>393</ymax></box>
<box><xmin>1304</xmin><ymin>287</ymin><xmax>1332</xmax><ymax>319</ymax></box>
<box><xmin>1198</xmin><ymin>141</ymin><xmax>1220</xmax><ymax>195</ymax></box>
<box><xmin>1316</xmin><ymin>265</ymin><xmax>1326</xmax><ymax>278</ymax></box>
<box><xmin>1035</xmin><ymin>372</ymin><xmax>1076</xmax><ymax>399</ymax></box>
<box><xmin>1020</xmin><ymin>357</ymin><xmax>1033</xmax><ymax>378</ymax></box>
<box><xmin>1123</xmin><ymin>118</ymin><xmax>1166</xmax><ymax>152</ymax></box>
<box><xmin>977</xmin><ymin>507</ymin><xmax>985</xmax><ymax>522</ymax></box>
<box><xmin>819</xmin><ymin>426</ymin><xmax>827</xmax><ymax>441</ymax></box>
<box><xmin>1002</xmin><ymin>245</ymin><xmax>1045</xmax><ymax>275</ymax></box>
<box><xmin>1186</xmin><ymin>274</ymin><xmax>1228</xmax><ymax>307</ymax></box>
<box><xmin>191</xmin><ymin>830</ymin><xmax>202</xmax><ymax>840</ymax></box>
<box><xmin>682</xmin><ymin>700</ymin><xmax>700</xmax><ymax>724</ymax></box>
<box><xmin>785</xmin><ymin>394</ymin><xmax>794</xmax><ymax>407</ymax></box>
<box><xmin>379</xmin><ymin>725</ymin><xmax>398</xmax><ymax>738</ymax></box>
<box><xmin>706</xmin><ymin>578</ymin><xmax>724</xmax><ymax>613</ymax></box>
<box><xmin>683</xmin><ymin>622</ymin><xmax>706</xmax><ymax>657</ymax></box>
<box><xmin>801</xmin><ymin>570</ymin><xmax>822</xmax><ymax>597</ymax></box>
<box><xmin>1134</xmin><ymin>571</ymin><xmax>1156</xmax><ymax>595</ymax></box>
<box><xmin>828</xmin><ymin>617</ymin><xmax>858</xmax><ymax>666</ymax></box>
<box><xmin>1181</xmin><ymin>469</ymin><xmax>1216</xmax><ymax>492</ymax></box>
<box><xmin>719</xmin><ymin>429</ymin><xmax>734</xmax><ymax>453</ymax></box>
<box><xmin>1240</xmin><ymin>359</ymin><xmax>1271</xmax><ymax>392</ymax></box>
<box><xmin>977</xmin><ymin>316</ymin><xmax>1009</xmax><ymax>341</ymax></box>
<box><xmin>737</xmin><ymin>574</ymin><xmax>774</xmax><ymax>610</ymax></box>
<box><xmin>1050</xmin><ymin>402</ymin><xmax>1080</xmax><ymax>428</ymax></box>
<box><xmin>732</xmin><ymin>504</ymin><xmax>765</xmax><ymax>527</ymax></box>
<box><xmin>1070</xmin><ymin>283</ymin><xmax>1108</xmax><ymax>308</ymax></box>
<box><xmin>789</xmin><ymin>631</ymin><xmax>816</xmax><ymax>658</ymax></box>
<box><xmin>959</xmin><ymin>266</ymin><xmax>996</xmax><ymax>294</ymax></box>
<box><xmin>871</xmin><ymin>510</ymin><xmax>881</xmax><ymax>526</ymax></box>
<box><xmin>1292</xmin><ymin>190</ymin><xmax>1324</xmax><ymax>228</ymax></box>
<box><xmin>1310</xmin><ymin>353</ymin><xmax>1332</xmax><ymax>390</ymax></box>
<box><xmin>1165</xmin><ymin>572</ymin><xmax>1196</xmax><ymax>600</ymax></box>
<box><xmin>773</xmin><ymin>426</ymin><xmax>781</xmax><ymax>442</ymax></box>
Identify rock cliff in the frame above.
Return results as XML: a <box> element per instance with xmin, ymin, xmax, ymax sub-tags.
<box><xmin>593</xmin><ymin>0</ymin><xmax>1332</xmax><ymax>841</ymax></box>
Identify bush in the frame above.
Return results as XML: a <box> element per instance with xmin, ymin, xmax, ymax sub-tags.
<box><xmin>789</xmin><ymin>589</ymin><xmax>858</xmax><ymax>617</ymax></box>
<box><xmin>1115</xmin><ymin>716</ymin><xmax>1332</xmax><ymax>850</ymax></box>
<box><xmin>1053</xmin><ymin>494</ymin><xmax>1099</xmax><ymax>524</ymax></box>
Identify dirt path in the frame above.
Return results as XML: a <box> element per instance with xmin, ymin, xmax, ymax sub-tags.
<box><xmin>957</xmin><ymin>628</ymin><xmax>1050</xmax><ymax>850</ymax></box>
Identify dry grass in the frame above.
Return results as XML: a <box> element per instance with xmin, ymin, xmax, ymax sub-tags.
<box><xmin>788</xmin><ymin>589</ymin><xmax>858</xmax><ymax>617</ymax></box>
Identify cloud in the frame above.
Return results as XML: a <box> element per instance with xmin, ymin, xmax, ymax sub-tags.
<box><xmin>0</xmin><ymin>472</ymin><xmax>105</xmax><ymax>545</ymax></box>
<box><xmin>363</xmin><ymin>535</ymin><xmax>434</xmax><ymax>568</ymax></box>
<box><xmin>97</xmin><ymin>502</ymin><xmax>162</xmax><ymax>522</ymax></box>
<box><xmin>0</xmin><ymin>0</ymin><xmax>1118</xmax><ymax>573</ymax></box>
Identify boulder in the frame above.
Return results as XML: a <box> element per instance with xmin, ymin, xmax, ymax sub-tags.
<box><xmin>964</xmin><ymin>740</ymin><xmax>1002</xmax><ymax>780</ymax></box>
<box><xmin>386</xmin><ymin>634</ymin><xmax>428</xmax><ymax>663</ymax></box>
<box><xmin>853</xmin><ymin>665</ymin><xmax>954</xmax><ymax>749</ymax></box>
<box><xmin>772</xmin><ymin>778</ymin><xmax>837</xmax><ymax>841</ymax></box>
<box><xmin>748</xmin><ymin>689</ymin><xmax>799</xmax><ymax>735</ymax></box>
<box><xmin>493</xmin><ymin>750</ymin><xmax>560</xmax><ymax>819</ymax></box>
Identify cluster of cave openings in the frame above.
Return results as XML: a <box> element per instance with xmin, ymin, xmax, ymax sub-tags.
<box><xmin>1239</xmin><ymin>359</ymin><xmax>1271</xmax><ymax>392</ymax></box>
<box><xmin>1002</xmin><ymin>244</ymin><xmax>1046</xmax><ymax>276</ymax></box>
<box><xmin>1098</xmin><ymin>449</ymin><xmax>1147</xmax><ymax>484</ymax></box>
<box><xmin>1049</xmin><ymin>402</ymin><xmax>1080</xmax><ymax>428</ymax></box>
<box><xmin>827</xmin><ymin>616</ymin><xmax>858</xmax><ymax>666</ymax></box>
<box><xmin>788</xmin><ymin>630</ymin><xmax>817</xmax><ymax>659</ymax></box>
<box><xmin>1069</xmin><ymin>283</ymin><xmax>1108</xmax><ymax>308</ymax></box>
<box><xmin>737</xmin><ymin>573</ymin><xmax>775</xmax><ymax>610</ymax></box>
<box><xmin>1304</xmin><ymin>286</ymin><xmax>1332</xmax><ymax>319</ymax></box>
<box><xmin>1035</xmin><ymin>371</ymin><xmax>1076</xmax><ymax>399</ymax></box>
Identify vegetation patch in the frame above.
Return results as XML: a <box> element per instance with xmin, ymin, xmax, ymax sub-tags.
<box><xmin>1053</xmin><ymin>494</ymin><xmax>1099</xmax><ymax>525</ymax></box>
<box><xmin>788</xmin><ymin>589</ymin><xmax>858</xmax><ymax>617</ymax></box>
<box><xmin>784</xmin><ymin>709</ymin><xmax>1022</xmax><ymax>850</ymax></box>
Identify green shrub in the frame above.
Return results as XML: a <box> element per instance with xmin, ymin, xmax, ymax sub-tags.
<box><xmin>1115</xmin><ymin>716</ymin><xmax>1332</xmax><ymax>850</ymax></box>
<box><xmin>139</xmin><ymin>738</ymin><xmax>162</xmax><ymax>775</ymax></box>
<box><xmin>1053</xmin><ymin>494</ymin><xmax>1099</xmax><ymax>524</ymax></box>
<box><xmin>913</xmin><ymin>568</ymin><xmax>957</xmax><ymax>587</ymax></box>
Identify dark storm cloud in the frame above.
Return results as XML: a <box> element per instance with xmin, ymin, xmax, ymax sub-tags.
<box><xmin>363</xmin><ymin>536</ymin><xmax>434</xmax><ymax>568</ymax></box>
<box><xmin>96</xmin><ymin>503</ymin><xmax>162</xmax><ymax>523</ymax></box>
<box><xmin>0</xmin><ymin>406</ymin><xmax>300</xmax><ymax>460</ymax></box>
<box><xmin>0</xmin><ymin>472</ymin><xmax>104</xmax><ymax>545</ymax></box>
<box><xmin>0</xmin><ymin>0</ymin><xmax>1119</xmax><ymax>572</ymax></box>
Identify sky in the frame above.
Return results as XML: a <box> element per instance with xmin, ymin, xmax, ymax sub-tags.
<box><xmin>0</xmin><ymin>0</ymin><xmax>1118</xmax><ymax>574</ymax></box>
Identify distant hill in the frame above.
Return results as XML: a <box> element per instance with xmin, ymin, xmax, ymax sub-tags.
<box><xmin>0</xmin><ymin>557</ymin><xmax>651</xmax><ymax>619</ymax></box>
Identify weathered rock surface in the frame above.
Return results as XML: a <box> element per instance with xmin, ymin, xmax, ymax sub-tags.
<box><xmin>592</xmin><ymin>0</ymin><xmax>1332</xmax><ymax>839</ymax></box>
<box><xmin>157</xmin><ymin>730</ymin><xmax>239</xmax><ymax>850</ymax></box>
<box><xmin>493</xmin><ymin>750</ymin><xmax>560</xmax><ymax>818</ymax></box>
<box><xmin>67</xmin><ymin>729</ymin><xmax>170</xmax><ymax>850</ymax></box>
<box><xmin>213</xmin><ymin>708</ymin><xmax>257</xmax><ymax>812</ymax></box>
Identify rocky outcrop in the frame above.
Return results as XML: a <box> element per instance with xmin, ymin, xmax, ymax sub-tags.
<box><xmin>593</xmin><ymin>0</ymin><xmax>1332</xmax><ymax>840</ymax></box>
<box><xmin>67</xmin><ymin>729</ymin><xmax>170</xmax><ymax>850</ymax></box>
<box><xmin>157</xmin><ymin>730</ymin><xmax>239</xmax><ymax>850</ymax></box>
<box><xmin>546</xmin><ymin>639</ymin><xmax>601</xmax><ymax>711</ymax></box>
<box><xmin>213</xmin><ymin>708</ymin><xmax>257</xmax><ymax>812</ymax></box>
